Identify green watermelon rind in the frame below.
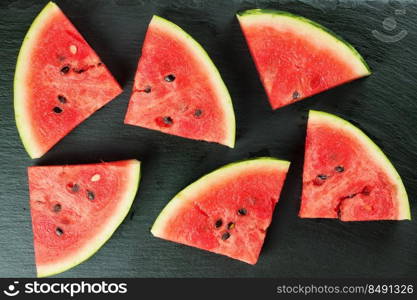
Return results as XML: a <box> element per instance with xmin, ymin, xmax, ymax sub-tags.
<box><xmin>151</xmin><ymin>15</ymin><xmax>236</xmax><ymax>148</ymax></box>
<box><xmin>151</xmin><ymin>157</ymin><xmax>290</xmax><ymax>237</ymax></box>
<box><xmin>309</xmin><ymin>110</ymin><xmax>410</xmax><ymax>220</ymax></box>
<box><xmin>36</xmin><ymin>160</ymin><xmax>141</xmax><ymax>278</ymax></box>
<box><xmin>14</xmin><ymin>1</ymin><xmax>60</xmax><ymax>159</ymax></box>
<box><xmin>236</xmin><ymin>9</ymin><xmax>371</xmax><ymax>75</ymax></box>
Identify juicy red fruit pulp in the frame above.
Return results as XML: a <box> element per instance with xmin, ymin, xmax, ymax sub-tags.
<box><xmin>23</xmin><ymin>4</ymin><xmax>121</xmax><ymax>157</ymax></box>
<box><xmin>124</xmin><ymin>17</ymin><xmax>231</xmax><ymax>146</ymax></box>
<box><xmin>246</xmin><ymin>26</ymin><xmax>359</xmax><ymax>109</ymax></box>
<box><xmin>157</xmin><ymin>162</ymin><xmax>289</xmax><ymax>264</ymax></box>
<box><xmin>301</xmin><ymin>121</ymin><xmax>401</xmax><ymax>221</ymax></box>
<box><xmin>29</xmin><ymin>160</ymin><xmax>137</xmax><ymax>273</ymax></box>
<box><xmin>237</xmin><ymin>11</ymin><xmax>370</xmax><ymax>110</ymax></box>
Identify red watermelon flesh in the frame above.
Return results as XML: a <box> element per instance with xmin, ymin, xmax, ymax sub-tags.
<box><xmin>124</xmin><ymin>16</ymin><xmax>236</xmax><ymax>147</ymax></box>
<box><xmin>15</xmin><ymin>2</ymin><xmax>122</xmax><ymax>159</ymax></box>
<box><xmin>28</xmin><ymin>160</ymin><xmax>140</xmax><ymax>277</ymax></box>
<box><xmin>151</xmin><ymin>158</ymin><xmax>290</xmax><ymax>264</ymax></box>
<box><xmin>300</xmin><ymin>111</ymin><xmax>410</xmax><ymax>221</ymax></box>
<box><xmin>237</xmin><ymin>9</ymin><xmax>371</xmax><ymax>110</ymax></box>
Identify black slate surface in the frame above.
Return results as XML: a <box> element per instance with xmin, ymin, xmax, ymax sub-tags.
<box><xmin>0</xmin><ymin>0</ymin><xmax>416</xmax><ymax>278</ymax></box>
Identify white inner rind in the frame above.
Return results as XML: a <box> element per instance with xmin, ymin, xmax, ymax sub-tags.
<box><xmin>151</xmin><ymin>158</ymin><xmax>290</xmax><ymax>237</ymax></box>
<box><xmin>309</xmin><ymin>110</ymin><xmax>410</xmax><ymax>220</ymax></box>
<box><xmin>237</xmin><ymin>10</ymin><xmax>371</xmax><ymax>77</ymax></box>
<box><xmin>150</xmin><ymin>15</ymin><xmax>236</xmax><ymax>148</ymax></box>
<box><xmin>36</xmin><ymin>160</ymin><xmax>141</xmax><ymax>277</ymax></box>
<box><xmin>14</xmin><ymin>1</ymin><xmax>60</xmax><ymax>158</ymax></box>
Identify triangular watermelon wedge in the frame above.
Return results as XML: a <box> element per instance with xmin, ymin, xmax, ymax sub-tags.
<box><xmin>124</xmin><ymin>16</ymin><xmax>236</xmax><ymax>148</ymax></box>
<box><xmin>151</xmin><ymin>158</ymin><xmax>290</xmax><ymax>264</ymax></box>
<box><xmin>237</xmin><ymin>9</ymin><xmax>371</xmax><ymax>110</ymax></box>
<box><xmin>300</xmin><ymin>110</ymin><xmax>410</xmax><ymax>221</ymax></box>
<box><xmin>28</xmin><ymin>160</ymin><xmax>140</xmax><ymax>277</ymax></box>
<box><xmin>14</xmin><ymin>2</ymin><xmax>122</xmax><ymax>158</ymax></box>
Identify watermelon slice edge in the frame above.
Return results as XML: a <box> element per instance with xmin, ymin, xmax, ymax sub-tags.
<box><xmin>301</xmin><ymin>110</ymin><xmax>410</xmax><ymax>221</ymax></box>
<box><xmin>151</xmin><ymin>157</ymin><xmax>290</xmax><ymax>264</ymax></box>
<box><xmin>237</xmin><ymin>9</ymin><xmax>372</xmax><ymax>110</ymax></box>
<box><xmin>124</xmin><ymin>15</ymin><xmax>236</xmax><ymax>148</ymax></box>
<box><xmin>29</xmin><ymin>159</ymin><xmax>141</xmax><ymax>277</ymax></box>
<box><xmin>14</xmin><ymin>2</ymin><xmax>122</xmax><ymax>158</ymax></box>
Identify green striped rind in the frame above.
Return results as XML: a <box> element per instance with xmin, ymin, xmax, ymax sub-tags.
<box><xmin>309</xmin><ymin>110</ymin><xmax>410</xmax><ymax>220</ymax></box>
<box><xmin>151</xmin><ymin>157</ymin><xmax>290</xmax><ymax>237</ymax></box>
<box><xmin>151</xmin><ymin>16</ymin><xmax>236</xmax><ymax>148</ymax></box>
<box><xmin>236</xmin><ymin>9</ymin><xmax>371</xmax><ymax>74</ymax></box>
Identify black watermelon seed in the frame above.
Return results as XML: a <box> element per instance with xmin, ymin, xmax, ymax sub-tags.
<box><xmin>57</xmin><ymin>95</ymin><xmax>67</xmax><ymax>104</ymax></box>
<box><xmin>163</xmin><ymin>116</ymin><xmax>173</xmax><ymax>125</ymax></box>
<box><xmin>194</xmin><ymin>109</ymin><xmax>203</xmax><ymax>117</ymax></box>
<box><xmin>74</xmin><ymin>68</ymin><xmax>85</xmax><ymax>74</ymax></box>
<box><xmin>335</xmin><ymin>166</ymin><xmax>344</xmax><ymax>173</ymax></box>
<box><xmin>237</xmin><ymin>208</ymin><xmax>247</xmax><ymax>216</ymax></box>
<box><xmin>97</xmin><ymin>62</ymin><xmax>103</xmax><ymax>67</ymax></box>
<box><xmin>87</xmin><ymin>190</ymin><xmax>95</xmax><ymax>201</ymax></box>
<box><xmin>292</xmin><ymin>90</ymin><xmax>300</xmax><ymax>99</ymax></box>
<box><xmin>221</xmin><ymin>232</ymin><xmax>231</xmax><ymax>241</ymax></box>
<box><xmin>164</xmin><ymin>74</ymin><xmax>176</xmax><ymax>82</ymax></box>
<box><xmin>317</xmin><ymin>174</ymin><xmax>327</xmax><ymax>180</ymax></box>
<box><xmin>60</xmin><ymin>65</ymin><xmax>70</xmax><ymax>74</ymax></box>
<box><xmin>144</xmin><ymin>86</ymin><xmax>151</xmax><ymax>93</ymax></box>
<box><xmin>227</xmin><ymin>222</ymin><xmax>235</xmax><ymax>230</ymax></box>
<box><xmin>215</xmin><ymin>219</ymin><xmax>223</xmax><ymax>228</ymax></box>
<box><xmin>72</xmin><ymin>184</ymin><xmax>80</xmax><ymax>192</ymax></box>
<box><xmin>53</xmin><ymin>204</ymin><xmax>62</xmax><ymax>212</ymax></box>
<box><xmin>56</xmin><ymin>227</ymin><xmax>64</xmax><ymax>236</ymax></box>
<box><xmin>53</xmin><ymin>107</ymin><xmax>63</xmax><ymax>114</ymax></box>
<box><xmin>69</xmin><ymin>183</ymin><xmax>80</xmax><ymax>193</ymax></box>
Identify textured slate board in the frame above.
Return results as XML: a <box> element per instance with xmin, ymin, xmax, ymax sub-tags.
<box><xmin>0</xmin><ymin>0</ymin><xmax>416</xmax><ymax>278</ymax></box>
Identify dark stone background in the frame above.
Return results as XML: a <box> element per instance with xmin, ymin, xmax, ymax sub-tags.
<box><xmin>0</xmin><ymin>0</ymin><xmax>416</xmax><ymax>277</ymax></box>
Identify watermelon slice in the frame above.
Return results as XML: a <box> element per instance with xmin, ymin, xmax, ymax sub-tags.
<box><xmin>14</xmin><ymin>2</ymin><xmax>122</xmax><ymax>159</ymax></box>
<box><xmin>28</xmin><ymin>159</ymin><xmax>140</xmax><ymax>277</ymax></box>
<box><xmin>151</xmin><ymin>158</ymin><xmax>290</xmax><ymax>264</ymax></box>
<box><xmin>124</xmin><ymin>16</ymin><xmax>236</xmax><ymax>147</ymax></box>
<box><xmin>300</xmin><ymin>111</ymin><xmax>410</xmax><ymax>221</ymax></box>
<box><xmin>237</xmin><ymin>9</ymin><xmax>371</xmax><ymax>110</ymax></box>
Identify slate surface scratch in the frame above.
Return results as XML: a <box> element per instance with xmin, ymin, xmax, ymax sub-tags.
<box><xmin>0</xmin><ymin>0</ymin><xmax>416</xmax><ymax>278</ymax></box>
